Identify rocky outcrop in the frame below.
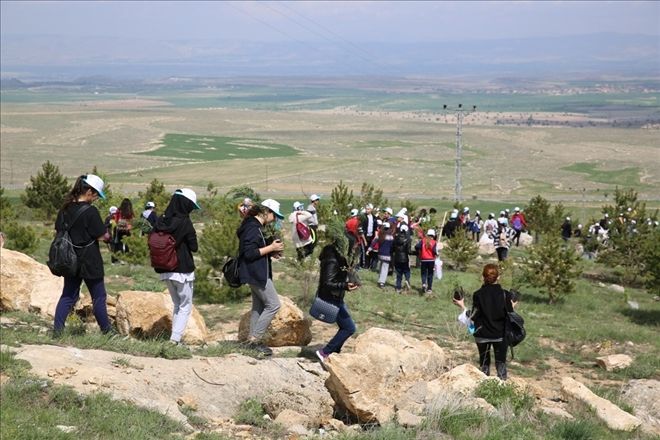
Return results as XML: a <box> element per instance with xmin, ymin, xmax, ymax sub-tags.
<box><xmin>621</xmin><ymin>379</ymin><xmax>660</xmax><ymax>436</ymax></box>
<box><xmin>596</xmin><ymin>354</ymin><xmax>633</xmax><ymax>371</ymax></box>
<box><xmin>115</xmin><ymin>290</ymin><xmax>208</xmax><ymax>344</ymax></box>
<box><xmin>238</xmin><ymin>295</ymin><xmax>312</xmax><ymax>347</ymax></box>
<box><xmin>561</xmin><ymin>377</ymin><xmax>642</xmax><ymax>431</ymax></box>
<box><xmin>323</xmin><ymin>327</ymin><xmax>448</xmax><ymax>424</ymax></box>
<box><xmin>0</xmin><ymin>248</ymin><xmax>62</xmax><ymax>317</ymax></box>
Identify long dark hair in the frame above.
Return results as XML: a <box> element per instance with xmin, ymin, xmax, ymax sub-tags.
<box><xmin>62</xmin><ymin>175</ymin><xmax>95</xmax><ymax>209</ymax></box>
<box><xmin>242</xmin><ymin>204</ymin><xmax>269</xmax><ymax>224</ymax></box>
<box><xmin>118</xmin><ymin>198</ymin><xmax>134</xmax><ymax>219</ymax></box>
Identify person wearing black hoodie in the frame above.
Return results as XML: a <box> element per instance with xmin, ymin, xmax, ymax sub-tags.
<box><xmin>453</xmin><ymin>263</ymin><xmax>517</xmax><ymax>380</ymax></box>
<box><xmin>237</xmin><ymin>199</ymin><xmax>285</xmax><ymax>356</ymax></box>
<box><xmin>314</xmin><ymin>219</ymin><xmax>359</xmax><ymax>365</ymax></box>
<box><xmin>154</xmin><ymin>188</ymin><xmax>199</xmax><ymax>345</ymax></box>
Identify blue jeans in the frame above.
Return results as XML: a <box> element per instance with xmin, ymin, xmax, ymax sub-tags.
<box><xmin>420</xmin><ymin>261</ymin><xmax>434</xmax><ymax>290</ymax></box>
<box><xmin>54</xmin><ymin>277</ymin><xmax>112</xmax><ymax>333</ymax></box>
<box><xmin>323</xmin><ymin>302</ymin><xmax>356</xmax><ymax>354</ymax></box>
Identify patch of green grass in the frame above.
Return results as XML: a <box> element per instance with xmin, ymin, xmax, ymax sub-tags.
<box><xmin>180</xmin><ymin>405</ymin><xmax>209</xmax><ymax>430</ymax></box>
<box><xmin>138</xmin><ymin>133</ymin><xmax>298</xmax><ymax>161</ymax></box>
<box><xmin>475</xmin><ymin>380</ymin><xmax>534</xmax><ymax>415</ymax></box>
<box><xmin>562</xmin><ymin>162</ymin><xmax>642</xmax><ymax>187</ymax></box>
<box><xmin>548</xmin><ymin>419</ymin><xmax>600</xmax><ymax>440</ymax></box>
<box><xmin>234</xmin><ymin>398</ymin><xmax>268</xmax><ymax>427</ymax></box>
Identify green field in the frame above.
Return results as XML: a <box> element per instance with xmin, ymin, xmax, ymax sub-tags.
<box><xmin>138</xmin><ymin>133</ymin><xmax>299</xmax><ymax>161</ymax></box>
<box><xmin>562</xmin><ymin>162</ymin><xmax>644</xmax><ymax>187</ymax></box>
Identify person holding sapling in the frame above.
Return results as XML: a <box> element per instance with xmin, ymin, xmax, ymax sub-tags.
<box><xmin>452</xmin><ymin>264</ymin><xmax>518</xmax><ymax>380</ymax></box>
<box><xmin>153</xmin><ymin>189</ymin><xmax>199</xmax><ymax>346</ymax></box>
<box><xmin>52</xmin><ymin>174</ymin><xmax>113</xmax><ymax>337</ymax></box>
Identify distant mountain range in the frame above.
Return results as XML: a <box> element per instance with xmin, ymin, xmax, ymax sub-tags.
<box><xmin>1</xmin><ymin>33</ymin><xmax>658</xmax><ymax>79</ymax></box>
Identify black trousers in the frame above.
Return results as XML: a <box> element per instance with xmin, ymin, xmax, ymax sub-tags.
<box><xmin>476</xmin><ymin>340</ymin><xmax>507</xmax><ymax>369</ymax></box>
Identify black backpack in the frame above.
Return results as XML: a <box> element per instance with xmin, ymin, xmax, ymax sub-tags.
<box><xmin>503</xmin><ymin>290</ymin><xmax>526</xmax><ymax>358</ymax></box>
<box><xmin>47</xmin><ymin>205</ymin><xmax>92</xmax><ymax>277</ymax></box>
<box><xmin>222</xmin><ymin>256</ymin><xmax>242</xmax><ymax>288</ymax></box>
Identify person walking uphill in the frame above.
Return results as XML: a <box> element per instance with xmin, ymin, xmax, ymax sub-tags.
<box><xmin>453</xmin><ymin>264</ymin><xmax>517</xmax><ymax>380</ymax></box>
<box><xmin>52</xmin><ymin>174</ymin><xmax>113</xmax><ymax>337</ymax></box>
<box><xmin>153</xmin><ymin>189</ymin><xmax>199</xmax><ymax>345</ymax></box>
<box><xmin>238</xmin><ymin>199</ymin><xmax>286</xmax><ymax>356</ymax></box>
<box><xmin>315</xmin><ymin>219</ymin><xmax>359</xmax><ymax>365</ymax></box>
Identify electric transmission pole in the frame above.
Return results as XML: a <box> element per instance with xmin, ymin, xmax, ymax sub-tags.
<box><xmin>443</xmin><ymin>104</ymin><xmax>476</xmax><ymax>202</ymax></box>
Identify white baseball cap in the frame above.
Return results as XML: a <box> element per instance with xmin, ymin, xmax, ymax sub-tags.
<box><xmin>109</xmin><ymin>206</ymin><xmax>118</xmax><ymax>214</ymax></box>
<box><xmin>310</xmin><ymin>194</ymin><xmax>320</xmax><ymax>202</ymax></box>
<box><xmin>261</xmin><ymin>199</ymin><xmax>284</xmax><ymax>219</ymax></box>
<box><xmin>83</xmin><ymin>174</ymin><xmax>105</xmax><ymax>199</ymax></box>
<box><xmin>498</xmin><ymin>217</ymin><xmax>507</xmax><ymax>225</ymax></box>
<box><xmin>400</xmin><ymin>224</ymin><xmax>409</xmax><ymax>232</ymax></box>
<box><xmin>293</xmin><ymin>201</ymin><xmax>303</xmax><ymax>211</ymax></box>
<box><xmin>174</xmin><ymin>188</ymin><xmax>200</xmax><ymax>209</ymax></box>
<box><xmin>146</xmin><ymin>201</ymin><xmax>155</xmax><ymax>208</ymax></box>
<box><xmin>450</xmin><ymin>211</ymin><xmax>458</xmax><ymax>219</ymax></box>
<box><xmin>350</xmin><ymin>208</ymin><xmax>359</xmax><ymax>217</ymax></box>
<box><xmin>385</xmin><ymin>207</ymin><xmax>393</xmax><ymax>215</ymax></box>
<box><xmin>427</xmin><ymin>228</ymin><xmax>436</xmax><ymax>237</ymax></box>
<box><xmin>514</xmin><ymin>207</ymin><xmax>520</xmax><ymax>212</ymax></box>
<box><xmin>463</xmin><ymin>207</ymin><xmax>469</xmax><ymax>212</ymax></box>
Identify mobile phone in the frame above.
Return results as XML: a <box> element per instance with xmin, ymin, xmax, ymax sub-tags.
<box><xmin>453</xmin><ymin>289</ymin><xmax>464</xmax><ymax>301</ymax></box>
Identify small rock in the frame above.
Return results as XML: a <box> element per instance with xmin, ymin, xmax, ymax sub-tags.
<box><xmin>608</xmin><ymin>284</ymin><xmax>625</xmax><ymax>294</ymax></box>
<box><xmin>397</xmin><ymin>409</ymin><xmax>424</xmax><ymax>427</ymax></box>
<box><xmin>627</xmin><ymin>301</ymin><xmax>639</xmax><ymax>310</ymax></box>
<box><xmin>625</xmin><ymin>341</ymin><xmax>635</xmax><ymax>347</ymax></box>
<box><xmin>596</xmin><ymin>354</ymin><xmax>633</xmax><ymax>371</ymax></box>
<box><xmin>540</xmin><ymin>406</ymin><xmax>574</xmax><ymax>419</ymax></box>
<box><xmin>177</xmin><ymin>395</ymin><xmax>199</xmax><ymax>411</ymax></box>
<box><xmin>325</xmin><ymin>418</ymin><xmax>348</xmax><ymax>432</ymax></box>
<box><xmin>56</xmin><ymin>425</ymin><xmax>77</xmax><ymax>433</ymax></box>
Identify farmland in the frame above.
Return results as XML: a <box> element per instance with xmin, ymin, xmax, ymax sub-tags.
<box><xmin>1</xmin><ymin>80</ymin><xmax>659</xmax><ymax>206</ymax></box>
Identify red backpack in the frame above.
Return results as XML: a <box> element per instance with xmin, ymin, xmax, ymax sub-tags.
<box><xmin>148</xmin><ymin>231</ymin><xmax>178</xmax><ymax>271</ymax></box>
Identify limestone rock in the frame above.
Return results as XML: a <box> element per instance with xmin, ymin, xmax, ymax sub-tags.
<box><xmin>608</xmin><ymin>284</ymin><xmax>625</xmax><ymax>294</ymax></box>
<box><xmin>596</xmin><ymin>354</ymin><xmax>633</xmax><ymax>371</ymax></box>
<box><xmin>323</xmin><ymin>327</ymin><xmax>447</xmax><ymax>424</ymax></box>
<box><xmin>274</xmin><ymin>409</ymin><xmax>312</xmax><ymax>434</ymax></box>
<box><xmin>0</xmin><ymin>248</ymin><xmax>62</xmax><ymax>317</ymax></box>
<box><xmin>262</xmin><ymin>387</ymin><xmax>334</xmax><ymax>427</ymax></box>
<box><xmin>561</xmin><ymin>377</ymin><xmax>641</xmax><ymax>431</ymax></box>
<box><xmin>396</xmin><ymin>409</ymin><xmax>423</xmax><ymax>427</ymax></box>
<box><xmin>621</xmin><ymin>379</ymin><xmax>660</xmax><ymax>436</ymax></box>
<box><xmin>238</xmin><ymin>295</ymin><xmax>312</xmax><ymax>347</ymax></box>
<box><xmin>518</xmin><ymin>232</ymin><xmax>534</xmax><ymax>247</ymax></box>
<box><xmin>115</xmin><ymin>290</ymin><xmax>208</xmax><ymax>344</ymax></box>
<box><xmin>540</xmin><ymin>406</ymin><xmax>574</xmax><ymax>419</ymax></box>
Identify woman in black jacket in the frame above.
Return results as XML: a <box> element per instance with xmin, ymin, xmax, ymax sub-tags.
<box><xmin>315</xmin><ymin>219</ymin><xmax>359</xmax><ymax>364</ymax></box>
<box><xmin>53</xmin><ymin>174</ymin><xmax>113</xmax><ymax>337</ymax></box>
<box><xmin>154</xmin><ymin>188</ymin><xmax>199</xmax><ymax>345</ymax></box>
<box><xmin>392</xmin><ymin>224</ymin><xmax>412</xmax><ymax>294</ymax></box>
<box><xmin>237</xmin><ymin>199</ymin><xmax>285</xmax><ymax>356</ymax></box>
<box><xmin>453</xmin><ymin>263</ymin><xmax>517</xmax><ymax>380</ymax></box>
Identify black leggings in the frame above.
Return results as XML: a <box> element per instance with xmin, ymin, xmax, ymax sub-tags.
<box><xmin>476</xmin><ymin>340</ymin><xmax>507</xmax><ymax>368</ymax></box>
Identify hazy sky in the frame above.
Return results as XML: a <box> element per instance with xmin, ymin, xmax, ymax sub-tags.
<box><xmin>2</xmin><ymin>1</ymin><xmax>659</xmax><ymax>42</ymax></box>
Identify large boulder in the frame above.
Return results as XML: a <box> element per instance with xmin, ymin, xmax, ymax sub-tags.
<box><xmin>621</xmin><ymin>379</ymin><xmax>660</xmax><ymax>436</ymax></box>
<box><xmin>561</xmin><ymin>377</ymin><xmax>642</xmax><ymax>431</ymax></box>
<box><xmin>0</xmin><ymin>248</ymin><xmax>62</xmax><ymax>317</ymax></box>
<box><xmin>115</xmin><ymin>290</ymin><xmax>208</xmax><ymax>344</ymax></box>
<box><xmin>323</xmin><ymin>327</ymin><xmax>448</xmax><ymax>424</ymax></box>
<box><xmin>596</xmin><ymin>354</ymin><xmax>633</xmax><ymax>371</ymax></box>
<box><xmin>238</xmin><ymin>295</ymin><xmax>312</xmax><ymax>347</ymax></box>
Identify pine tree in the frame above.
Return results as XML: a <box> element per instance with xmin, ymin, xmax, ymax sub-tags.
<box><xmin>21</xmin><ymin>161</ymin><xmax>70</xmax><ymax>219</ymax></box>
<box><xmin>330</xmin><ymin>180</ymin><xmax>355</xmax><ymax>219</ymax></box>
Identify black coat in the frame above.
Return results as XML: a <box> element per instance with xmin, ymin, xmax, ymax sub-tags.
<box><xmin>317</xmin><ymin>245</ymin><xmax>349</xmax><ymax>303</ymax></box>
<box><xmin>55</xmin><ymin>202</ymin><xmax>105</xmax><ymax>279</ymax></box>
<box><xmin>153</xmin><ymin>195</ymin><xmax>198</xmax><ymax>274</ymax></box>
<box><xmin>392</xmin><ymin>231</ymin><xmax>411</xmax><ymax>265</ymax></box>
<box><xmin>471</xmin><ymin>283</ymin><xmax>514</xmax><ymax>339</ymax></box>
<box><xmin>237</xmin><ymin>216</ymin><xmax>272</xmax><ymax>288</ymax></box>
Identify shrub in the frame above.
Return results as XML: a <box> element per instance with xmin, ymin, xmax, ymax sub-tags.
<box><xmin>120</xmin><ymin>233</ymin><xmax>150</xmax><ymax>266</ymax></box>
<box><xmin>137</xmin><ymin>178</ymin><xmax>170</xmax><ymax>214</ymax></box>
<box><xmin>640</xmin><ymin>227</ymin><xmax>660</xmax><ymax>294</ymax></box>
<box><xmin>330</xmin><ymin>180</ymin><xmax>356</xmax><ymax>219</ymax></box>
<box><xmin>520</xmin><ymin>236</ymin><xmax>582</xmax><ymax>304</ymax></box>
<box><xmin>474</xmin><ymin>379</ymin><xmax>534</xmax><ymax>415</ymax></box>
<box><xmin>0</xmin><ymin>187</ymin><xmax>15</xmax><ymax>225</ymax></box>
<box><xmin>525</xmin><ymin>195</ymin><xmax>565</xmax><ymax>242</ymax></box>
<box><xmin>2</xmin><ymin>221</ymin><xmax>39</xmax><ymax>254</ymax></box>
<box><xmin>443</xmin><ymin>231</ymin><xmax>478</xmax><ymax>271</ymax></box>
<box><xmin>357</xmin><ymin>182</ymin><xmax>388</xmax><ymax>211</ymax></box>
<box><xmin>21</xmin><ymin>161</ymin><xmax>70</xmax><ymax>219</ymax></box>
<box><xmin>234</xmin><ymin>398</ymin><xmax>268</xmax><ymax>427</ymax></box>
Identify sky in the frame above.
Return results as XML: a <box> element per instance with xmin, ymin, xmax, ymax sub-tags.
<box><xmin>2</xmin><ymin>1</ymin><xmax>659</xmax><ymax>43</ymax></box>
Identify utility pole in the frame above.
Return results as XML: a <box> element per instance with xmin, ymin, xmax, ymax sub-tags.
<box><xmin>443</xmin><ymin>104</ymin><xmax>476</xmax><ymax>202</ymax></box>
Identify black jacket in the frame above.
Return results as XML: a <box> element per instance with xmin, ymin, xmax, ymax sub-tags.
<box><xmin>471</xmin><ymin>283</ymin><xmax>514</xmax><ymax>339</ymax></box>
<box><xmin>392</xmin><ymin>231</ymin><xmax>411</xmax><ymax>265</ymax></box>
<box><xmin>317</xmin><ymin>245</ymin><xmax>349</xmax><ymax>303</ymax></box>
<box><xmin>55</xmin><ymin>202</ymin><xmax>105</xmax><ymax>279</ymax></box>
<box><xmin>237</xmin><ymin>216</ymin><xmax>272</xmax><ymax>288</ymax></box>
<box><xmin>153</xmin><ymin>196</ymin><xmax>198</xmax><ymax>274</ymax></box>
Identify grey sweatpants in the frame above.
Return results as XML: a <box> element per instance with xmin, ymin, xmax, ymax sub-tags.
<box><xmin>164</xmin><ymin>279</ymin><xmax>194</xmax><ymax>343</ymax></box>
<box><xmin>249</xmin><ymin>279</ymin><xmax>281</xmax><ymax>341</ymax></box>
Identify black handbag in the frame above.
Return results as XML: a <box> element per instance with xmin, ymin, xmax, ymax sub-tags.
<box><xmin>309</xmin><ymin>293</ymin><xmax>340</xmax><ymax>324</ymax></box>
<box><xmin>222</xmin><ymin>256</ymin><xmax>242</xmax><ymax>288</ymax></box>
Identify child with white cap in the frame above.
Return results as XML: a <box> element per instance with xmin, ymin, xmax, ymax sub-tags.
<box><xmin>237</xmin><ymin>199</ymin><xmax>286</xmax><ymax>356</ymax></box>
<box><xmin>289</xmin><ymin>201</ymin><xmax>314</xmax><ymax>261</ymax></box>
<box><xmin>153</xmin><ymin>188</ymin><xmax>200</xmax><ymax>345</ymax></box>
<box><xmin>52</xmin><ymin>174</ymin><xmax>113</xmax><ymax>337</ymax></box>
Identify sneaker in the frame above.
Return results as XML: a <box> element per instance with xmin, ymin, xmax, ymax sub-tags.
<box><xmin>426</xmin><ymin>289</ymin><xmax>433</xmax><ymax>294</ymax></box>
<box><xmin>315</xmin><ymin>349</ymin><xmax>329</xmax><ymax>364</ymax></box>
<box><xmin>378</xmin><ymin>283</ymin><xmax>385</xmax><ymax>289</ymax></box>
<box><xmin>403</xmin><ymin>280</ymin><xmax>411</xmax><ymax>291</ymax></box>
<box><xmin>395</xmin><ymin>289</ymin><xmax>402</xmax><ymax>294</ymax></box>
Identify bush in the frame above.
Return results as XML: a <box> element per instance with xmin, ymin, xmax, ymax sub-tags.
<box><xmin>120</xmin><ymin>233</ymin><xmax>150</xmax><ymax>266</ymax></box>
<box><xmin>234</xmin><ymin>398</ymin><xmax>268</xmax><ymax>427</ymax></box>
<box><xmin>0</xmin><ymin>187</ymin><xmax>15</xmax><ymax>226</ymax></box>
<box><xmin>21</xmin><ymin>161</ymin><xmax>70</xmax><ymax>219</ymax></box>
<box><xmin>443</xmin><ymin>231</ymin><xmax>478</xmax><ymax>271</ymax></box>
<box><xmin>2</xmin><ymin>221</ymin><xmax>39</xmax><ymax>254</ymax></box>
<box><xmin>520</xmin><ymin>236</ymin><xmax>582</xmax><ymax>304</ymax></box>
<box><xmin>640</xmin><ymin>227</ymin><xmax>660</xmax><ymax>294</ymax></box>
<box><xmin>137</xmin><ymin>178</ymin><xmax>170</xmax><ymax>214</ymax></box>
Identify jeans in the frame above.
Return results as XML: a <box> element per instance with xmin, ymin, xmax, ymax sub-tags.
<box><xmin>476</xmin><ymin>340</ymin><xmax>508</xmax><ymax>373</ymax></box>
<box><xmin>394</xmin><ymin>262</ymin><xmax>411</xmax><ymax>290</ymax></box>
<box><xmin>164</xmin><ymin>279</ymin><xmax>194</xmax><ymax>342</ymax></box>
<box><xmin>324</xmin><ymin>302</ymin><xmax>356</xmax><ymax>354</ymax></box>
<box><xmin>496</xmin><ymin>247</ymin><xmax>509</xmax><ymax>261</ymax></box>
<box><xmin>249</xmin><ymin>279</ymin><xmax>281</xmax><ymax>341</ymax></box>
<box><xmin>420</xmin><ymin>261</ymin><xmax>434</xmax><ymax>290</ymax></box>
<box><xmin>54</xmin><ymin>276</ymin><xmax>112</xmax><ymax>333</ymax></box>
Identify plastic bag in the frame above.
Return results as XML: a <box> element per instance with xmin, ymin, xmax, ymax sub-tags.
<box><xmin>434</xmin><ymin>257</ymin><xmax>443</xmax><ymax>280</ymax></box>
